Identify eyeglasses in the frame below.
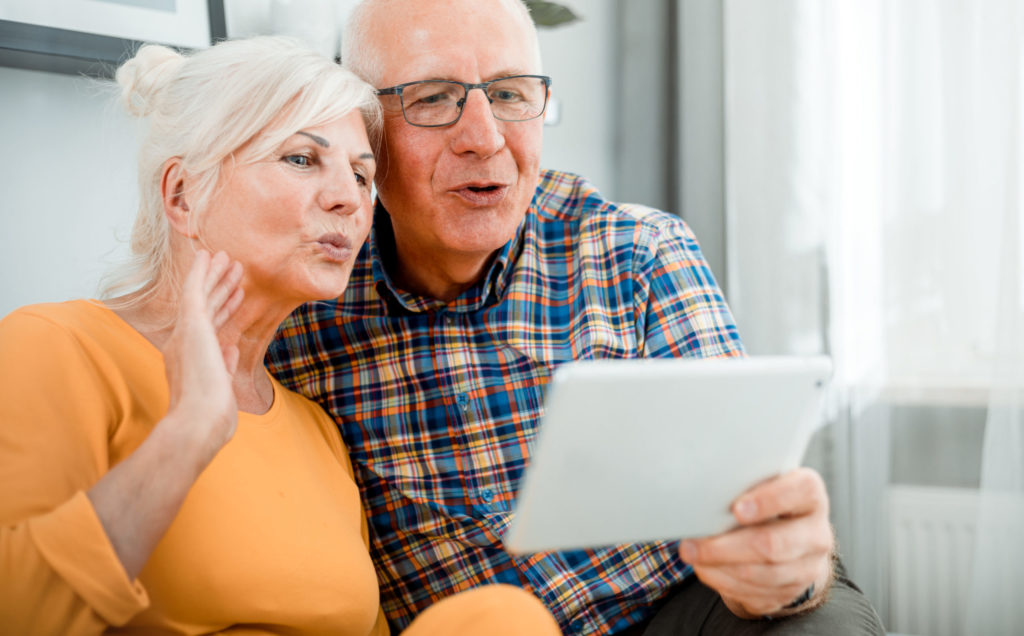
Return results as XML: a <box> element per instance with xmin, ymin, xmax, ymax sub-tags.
<box><xmin>376</xmin><ymin>75</ymin><xmax>552</xmax><ymax>128</ymax></box>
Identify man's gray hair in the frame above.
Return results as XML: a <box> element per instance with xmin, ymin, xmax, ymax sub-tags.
<box><xmin>341</xmin><ymin>0</ymin><xmax>542</xmax><ymax>86</ymax></box>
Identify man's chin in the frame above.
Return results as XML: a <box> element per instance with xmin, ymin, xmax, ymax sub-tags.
<box><xmin>443</xmin><ymin>212</ymin><xmax>525</xmax><ymax>254</ymax></box>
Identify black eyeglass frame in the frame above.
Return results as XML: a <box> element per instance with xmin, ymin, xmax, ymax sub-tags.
<box><xmin>376</xmin><ymin>74</ymin><xmax>553</xmax><ymax>128</ymax></box>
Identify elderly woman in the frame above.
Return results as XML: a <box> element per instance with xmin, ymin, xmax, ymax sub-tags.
<box><xmin>0</xmin><ymin>37</ymin><xmax>558</xmax><ymax>635</ymax></box>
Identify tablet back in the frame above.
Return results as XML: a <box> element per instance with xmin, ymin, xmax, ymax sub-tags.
<box><xmin>504</xmin><ymin>356</ymin><xmax>832</xmax><ymax>553</ymax></box>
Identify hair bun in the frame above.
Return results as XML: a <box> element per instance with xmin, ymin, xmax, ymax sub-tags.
<box><xmin>116</xmin><ymin>45</ymin><xmax>185</xmax><ymax>117</ymax></box>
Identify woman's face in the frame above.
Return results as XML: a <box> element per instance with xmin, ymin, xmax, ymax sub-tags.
<box><xmin>198</xmin><ymin>110</ymin><xmax>376</xmax><ymax>306</ymax></box>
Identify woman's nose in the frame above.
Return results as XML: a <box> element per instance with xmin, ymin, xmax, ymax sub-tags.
<box><xmin>319</xmin><ymin>170</ymin><xmax>365</xmax><ymax>215</ymax></box>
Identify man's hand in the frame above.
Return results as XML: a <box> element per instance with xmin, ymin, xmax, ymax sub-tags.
<box><xmin>678</xmin><ymin>467</ymin><xmax>835</xmax><ymax>619</ymax></box>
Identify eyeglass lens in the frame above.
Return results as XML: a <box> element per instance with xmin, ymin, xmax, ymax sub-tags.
<box><xmin>400</xmin><ymin>77</ymin><xmax>548</xmax><ymax>126</ymax></box>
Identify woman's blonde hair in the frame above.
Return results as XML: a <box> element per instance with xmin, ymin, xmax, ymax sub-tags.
<box><xmin>102</xmin><ymin>36</ymin><xmax>381</xmax><ymax>306</ymax></box>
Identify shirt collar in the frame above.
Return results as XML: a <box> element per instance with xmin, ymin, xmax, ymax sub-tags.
<box><xmin>368</xmin><ymin>199</ymin><xmax>532</xmax><ymax>314</ymax></box>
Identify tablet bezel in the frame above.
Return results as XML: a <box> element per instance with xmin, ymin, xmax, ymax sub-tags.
<box><xmin>504</xmin><ymin>356</ymin><xmax>832</xmax><ymax>554</ymax></box>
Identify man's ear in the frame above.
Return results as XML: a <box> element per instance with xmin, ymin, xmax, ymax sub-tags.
<box><xmin>161</xmin><ymin>157</ymin><xmax>196</xmax><ymax>238</ymax></box>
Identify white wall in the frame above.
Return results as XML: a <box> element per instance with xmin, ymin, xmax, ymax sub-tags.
<box><xmin>0</xmin><ymin>0</ymin><xmax>616</xmax><ymax>318</ymax></box>
<box><xmin>0</xmin><ymin>67</ymin><xmax>137</xmax><ymax>317</ymax></box>
<box><xmin>536</xmin><ymin>0</ymin><xmax>616</xmax><ymax>198</ymax></box>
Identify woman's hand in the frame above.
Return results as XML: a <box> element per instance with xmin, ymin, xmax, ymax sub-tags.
<box><xmin>88</xmin><ymin>250</ymin><xmax>245</xmax><ymax>580</ymax></box>
<box><xmin>162</xmin><ymin>250</ymin><xmax>245</xmax><ymax>466</ymax></box>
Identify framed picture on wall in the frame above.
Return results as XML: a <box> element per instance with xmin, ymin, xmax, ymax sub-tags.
<box><xmin>0</xmin><ymin>0</ymin><xmax>226</xmax><ymax>78</ymax></box>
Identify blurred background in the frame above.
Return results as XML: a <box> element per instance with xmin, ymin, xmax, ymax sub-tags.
<box><xmin>2</xmin><ymin>1</ymin><xmax>1022</xmax><ymax>634</ymax></box>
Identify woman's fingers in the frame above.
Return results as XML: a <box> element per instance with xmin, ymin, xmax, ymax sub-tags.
<box><xmin>183</xmin><ymin>252</ymin><xmax>245</xmax><ymax>375</ymax></box>
<box><xmin>163</xmin><ymin>250</ymin><xmax>241</xmax><ymax>450</ymax></box>
<box><xmin>221</xmin><ymin>343</ymin><xmax>240</xmax><ymax>376</ymax></box>
<box><xmin>206</xmin><ymin>260</ymin><xmax>244</xmax><ymax>322</ymax></box>
<box><xmin>213</xmin><ymin>286</ymin><xmax>245</xmax><ymax>330</ymax></box>
<box><xmin>181</xmin><ymin>249</ymin><xmax>211</xmax><ymax>311</ymax></box>
<box><xmin>202</xmin><ymin>250</ymin><xmax>233</xmax><ymax>297</ymax></box>
<box><xmin>183</xmin><ymin>250</ymin><xmax>243</xmax><ymax>326</ymax></box>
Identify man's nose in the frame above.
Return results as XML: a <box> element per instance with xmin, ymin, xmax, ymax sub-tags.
<box><xmin>449</xmin><ymin>88</ymin><xmax>504</xmax><ymax>157</ymax></box>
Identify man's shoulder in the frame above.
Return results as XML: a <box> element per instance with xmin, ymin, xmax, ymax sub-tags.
<box><xmin>534</xmin><ymin>169</ymin><xmax>696</xmax><ymax>242</ymax></box>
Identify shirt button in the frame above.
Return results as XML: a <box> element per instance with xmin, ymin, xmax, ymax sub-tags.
<box><xmin>456</xmin><ymin>393</ymin><xmax>469</xmax><ymax>412</ymax></box>
<box><xmin>569</xmin><ymin>619</ymin><xmax>584</xmax><ymax>633</ymax></box>
<box><xmin>480</xmin><ymin>488</ymin><xmax>494</xmax><ymax>503</ymax></box>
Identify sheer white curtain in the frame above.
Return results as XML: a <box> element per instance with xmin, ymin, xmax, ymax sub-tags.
<box><xmin>723</xmin><ymin>0</ymin><xmax>1024</xmax><ymax>633</ymax></box>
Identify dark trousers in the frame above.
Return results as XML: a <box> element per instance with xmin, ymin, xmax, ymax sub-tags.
<box><xmin>615</xmin><ymin>561</ymin><xmax>885</xmax><ymax>635</ymax></box>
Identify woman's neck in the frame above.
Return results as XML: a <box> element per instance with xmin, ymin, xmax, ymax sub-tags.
<box><xmin>108</xmin><ymin>285</ymin><xmax>298</xmax><ymax>415</ymax></box>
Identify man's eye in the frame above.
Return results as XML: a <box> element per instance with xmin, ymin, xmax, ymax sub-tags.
<box><xmin>414</xmin><ymin>91</ymin><xmax>454</xmax><ymax>107</ymax></box>
<box><xmin>489</xmin><ymin>89</ymin><xmax>523</xmax><ymax>102</ymax></box>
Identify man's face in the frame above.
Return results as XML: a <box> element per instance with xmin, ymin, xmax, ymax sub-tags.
<box><xmin>368</xmin><ymin>0</ymin><xmax>545</xmax><ymax>277</ymax></box>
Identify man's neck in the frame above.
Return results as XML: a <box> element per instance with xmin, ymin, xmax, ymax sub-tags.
<box><xmin>373</xmin><ymin>205</ymin><xmax>507</xmax><ymax>303</ymax></box>
<box><xmin>392</xmin><ymin>247</ymin><xmax>497</xmax><ymax>303</ymax></box>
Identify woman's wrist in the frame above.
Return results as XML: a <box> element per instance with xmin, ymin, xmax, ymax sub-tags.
<box><xmin>153</xmin><ymin>407</ymin><xmax>233</xmax><ymax>476</ymax></box>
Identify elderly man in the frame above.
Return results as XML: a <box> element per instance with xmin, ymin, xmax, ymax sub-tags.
<box><xmin>268</xmin><ymin>0</ymin><xmax>884</xmax><ymax>633</ymax></box>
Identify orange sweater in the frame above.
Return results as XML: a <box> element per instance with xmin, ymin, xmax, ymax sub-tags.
<box><xmin>0</xmin><ymin>300</ymin><xmax>386</xmax><ymax>635</ymax></box>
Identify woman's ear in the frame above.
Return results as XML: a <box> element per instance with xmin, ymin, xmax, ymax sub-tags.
<box><xmin>161</xmin><ymin>157</ymin><xmax>196</xmax><ymax>239</ymax></box>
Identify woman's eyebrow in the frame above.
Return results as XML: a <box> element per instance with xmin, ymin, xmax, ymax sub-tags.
<box><xmin>296</xmin><ymin>131</ymin><xmax>329</xmax><ymax>147</ymax></box>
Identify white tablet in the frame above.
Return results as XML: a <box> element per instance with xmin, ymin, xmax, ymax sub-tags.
<box><xmin>504</xmin><ymin>356</ymin><xmax>832</xmax><ymax>554</ymax></box>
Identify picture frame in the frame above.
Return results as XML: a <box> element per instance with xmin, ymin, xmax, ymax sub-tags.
<box><xmin>0</xmin><ymin>0</ymin><xmax>226</xmax><ymax>78</ymax></box>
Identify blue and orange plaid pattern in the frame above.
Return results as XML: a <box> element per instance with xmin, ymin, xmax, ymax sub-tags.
<box><xmin>267</xmin><ymin>170</ymin><xmax>745</xmax><ymax>634</ymax></box>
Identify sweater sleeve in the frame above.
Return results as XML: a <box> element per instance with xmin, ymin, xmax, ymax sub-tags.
<box><xmin>0</xmin><ymin>308</ymin><xmax>150</xmax><ymax>634</ymax></box>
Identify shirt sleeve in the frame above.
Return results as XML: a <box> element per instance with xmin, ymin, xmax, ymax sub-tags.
<box><xmin>634</xmin><ymin>214</ymin><xmax>746</xmax><ymax>359</ymax></box>
<box><xmin>0</xmin><ymin>309</ymin><xmax>150</xmax><ymax>634</ymax></box>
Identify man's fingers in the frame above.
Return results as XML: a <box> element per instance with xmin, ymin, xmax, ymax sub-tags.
<box><xmin>692</xmin><ymin>551</ymin><xmax>834</xmax><ymax>618</ymax></box>
<box><xmin>692</xmin><ymin>564</ymin><xmax>805</xmax><ymax>616</ymax></box>
<box><xmin>678</xmin><ymin>472</ymin><xmax>837</xmax><ymax>621</ymax></box>
<box><xmin>731</xmin><ymin>467</ymin><xmax>829</xmax><ymax>525</ymax></box>
<box><xmin>696</xmin><ymin>552</ymin><xmax>823</xmax><ymax>591</ymax></box>
<box><xmin>680</xmin><ymin>513</ymin><xmax>832</xmax><ymax>566</ymax></box>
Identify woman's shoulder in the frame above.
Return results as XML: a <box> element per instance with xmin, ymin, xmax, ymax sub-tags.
<box><xmin>0</xmin><ymin>299</ymin><xmax>161</xmax><ymax>384</ymax></box>
<box><xmin>5</xmin><ymin>298</ymin><xmax>83</xmax><ymax>317</ymax></box>
<box><xmin>3</xmin><ymin>300</ymin><xmax>144</xmax><ymax>354</ymax></box>
<box><xmin>1</xmin><ymin>300</ymin><xmax>99</xmax><ymax>345</ymax></box>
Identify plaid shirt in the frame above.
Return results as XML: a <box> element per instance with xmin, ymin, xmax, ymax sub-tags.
<box><xmin>267</xmin><ymin>170</ymin><xmax>745</xmax><ymax>634</ymax></box>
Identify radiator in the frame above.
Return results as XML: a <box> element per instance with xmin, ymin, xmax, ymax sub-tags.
<box><xmin>887</xmin><ymin>486</ymin><xmax>978</xmax><ymax>636</ymax></box>
<box><xmin>887</xmin><ymin>485</ymin><xmax>1024</xmax><ymax>635</ymax></box>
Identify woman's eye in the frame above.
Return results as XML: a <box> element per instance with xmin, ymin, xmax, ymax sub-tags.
<box><xmin>284</xmin><ymin>154</ymin><xmax>312</xmax><ymax>167</ymax></box>
<box><xmin>354</xmin><ymin>171</ymin><xmax>369</xmax><ymax>186</ymax></box>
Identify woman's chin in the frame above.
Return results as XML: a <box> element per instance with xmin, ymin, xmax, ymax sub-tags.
<box><xmin>305</xmin><ymin>274</ymin><xmax>353</xmax><ymax>303</ymax></box>
<box><xmin>268</xmin><ymin>266</ymin><xmax>353</xmax><ymax>307</ymax></box>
